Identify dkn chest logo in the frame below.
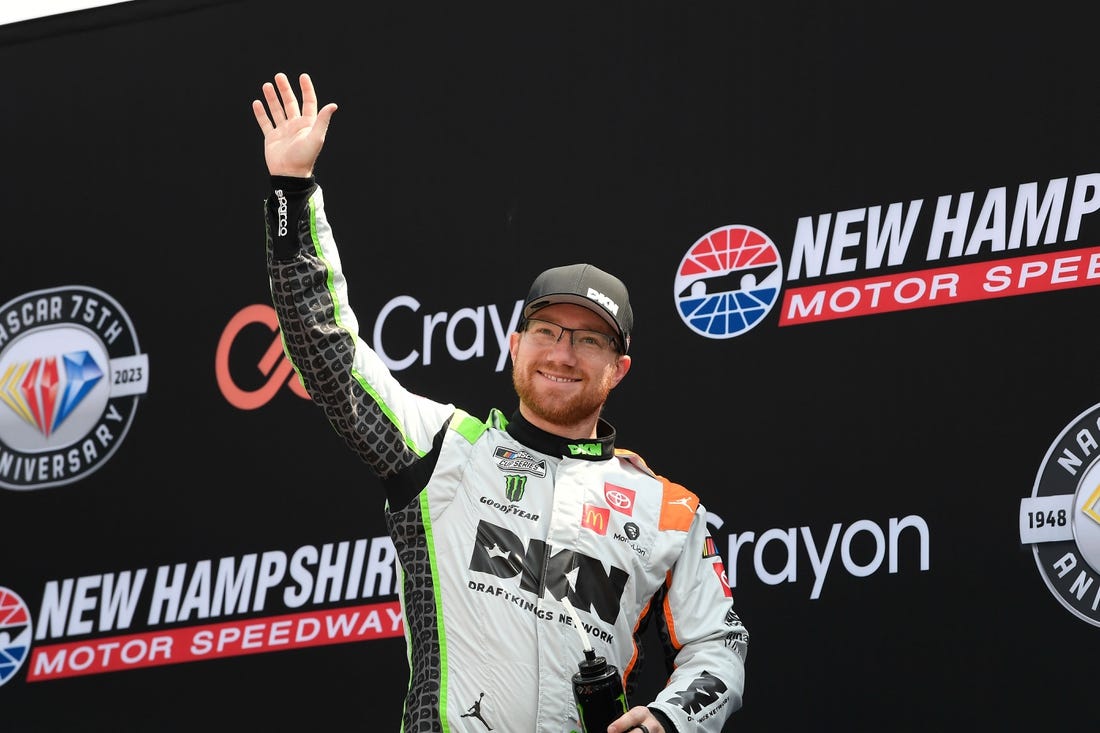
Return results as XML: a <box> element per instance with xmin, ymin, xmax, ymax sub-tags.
<box><xmin>675</xmin><ymin>172</ymin><xmax>1100</xmax><ymax>339</ymax></box>
<box><xmin>0</xmin><ymin>286</ymin><xmax>149</xmax><ymax>491</ymax></box>
<box><xmin>469</xmin><ymin>519</ymin><xmax>627</xmax><ymax>624</ymax></box>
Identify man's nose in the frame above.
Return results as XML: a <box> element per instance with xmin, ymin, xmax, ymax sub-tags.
<box><xmin>548</xmin><ymin>330</ymin><xmax>579</xmax><ymax>357</ymax></box>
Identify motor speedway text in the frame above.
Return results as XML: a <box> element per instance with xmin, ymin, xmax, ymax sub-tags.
<box><xmin>27</xmin><ymin>603</ymin><xmax>402</xmax><ymax>681</ymax></box>
<box><xmin>21</xmin><ymin>537</ymin><xmax>401</xmax><ymax>681</ymax></box>
<box><xmin>781</xmin><ymin>245</ymin><xmax>1100</xmax><ymax>324</ymax></box>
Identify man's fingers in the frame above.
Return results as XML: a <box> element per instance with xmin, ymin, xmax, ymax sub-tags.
<box><xmin>251</xmin><ymin>99</ymin><xmax>274</xmax><ymax>133</ymax></box>
<box><xmin>299</xmin><ymin>72</ymin><xmax>318</xmax><ymax>118</ymax></box>
<box><xmin>313</xmin><ymin>103</ymin><xmax>339</xmax><ymax>137</ymax></box>
<box><xmin>275</xmin><ymin>72</ymin><xmax>301</xmax><ymax>119</ymax></box>
<box><xmin>253</xmin><ymin>73</ymin><xmax>333</xmax><ymax>147</ymax></box>
<box><xmin>261</xmin><ymin>81</ymin><xmax>285</xmax><ymax>124</ymax></box>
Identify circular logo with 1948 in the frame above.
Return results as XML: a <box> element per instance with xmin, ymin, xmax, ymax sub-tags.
<box><xmin>1019</xmin><ymin>402</ymin><xmax>1100</xmax><ymax>626</ymax></box>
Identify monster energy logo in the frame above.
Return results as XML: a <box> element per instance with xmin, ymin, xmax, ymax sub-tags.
<box><xmin>505</xmin><ymin>474</ymin><xmax>527</xmax><ymax>502</ymax></box>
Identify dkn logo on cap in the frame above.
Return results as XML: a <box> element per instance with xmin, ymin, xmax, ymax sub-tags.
<box><xmin>587</xmin><ymin>288</ymin><xmax>619</xmax><ymax>315</ymax></box>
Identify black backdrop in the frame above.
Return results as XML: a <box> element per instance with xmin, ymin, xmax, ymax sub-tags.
<box><xmin>2</xmin><ymin>1</ymin><xmax>1098</xmax><ymax>730</ymax></box>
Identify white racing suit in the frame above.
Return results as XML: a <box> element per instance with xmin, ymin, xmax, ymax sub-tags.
<box><xmin>264</xmin><ymin>176</ymin><xmax>748</xmax><ymax>733</ymax></box>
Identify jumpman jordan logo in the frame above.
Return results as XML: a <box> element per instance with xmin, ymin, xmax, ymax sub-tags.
<box><xmin>460</xmin><ymin>692</ymin><xmax>493</xmax><ymax>730</ymax></box>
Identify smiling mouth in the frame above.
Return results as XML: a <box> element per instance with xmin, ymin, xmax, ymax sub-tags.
<box><xmin>540</xmin><ymin>371</ymin><xmax>581</xmax><ymax>383</ymax></box>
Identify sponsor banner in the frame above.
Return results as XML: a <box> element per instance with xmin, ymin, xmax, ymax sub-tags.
<box><xmin>673</xmin><ymin>173</ymin><xmax>1100</xmax><ymax>339</ymax></box>
<box><xmin>724</xmin><ymin>514</ymin><xmax>931</xmax><ymax>600</ymax></box>
<box><xmin>1</xmin><ymin>536</ymin><xmax>400</xmax><ymax>688</ymax></box>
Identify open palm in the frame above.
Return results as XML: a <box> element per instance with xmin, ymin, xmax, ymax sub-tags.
<box><xmin>252</xmin><ymin>72</ymin><xmax>338</xmax><ymax>177</ymax></box>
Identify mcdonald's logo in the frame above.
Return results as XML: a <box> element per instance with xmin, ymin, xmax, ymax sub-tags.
<box><xmin>582</xmin><ymin>504</ymin><xmax>610</xmax><ymax>535</ymax></box>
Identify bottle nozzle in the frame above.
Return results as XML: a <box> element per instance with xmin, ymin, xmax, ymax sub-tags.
<box><xmin>560</xmin><ymin>595</ymin><xmax>594</xmax><ymax>654</ymax></box>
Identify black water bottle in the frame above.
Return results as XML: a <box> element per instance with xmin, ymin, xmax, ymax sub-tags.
<box><xmin>571</xmin><ymin>648</ymin><xmax>629</xmax><ymax>732</ymax></box>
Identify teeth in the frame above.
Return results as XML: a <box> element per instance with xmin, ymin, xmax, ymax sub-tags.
<box><xmin>544</xmin><ymin>374</ymin><xmax>578</xmax><ymax>383</ymax></box>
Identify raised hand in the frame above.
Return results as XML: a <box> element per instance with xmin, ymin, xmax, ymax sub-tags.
<box><xmin>252</xmin><ymin>72</ymin><xmax>338</xmax><ymax>178</ymax></box>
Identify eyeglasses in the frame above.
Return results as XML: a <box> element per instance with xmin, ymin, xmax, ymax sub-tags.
<box><xmin>522</xmin><ymin>318</ymin><xmax>620</xmax><ymax>357</ymax></box>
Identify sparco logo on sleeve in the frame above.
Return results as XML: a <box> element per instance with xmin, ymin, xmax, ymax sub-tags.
<box><xmin>1019</xmin><ymin>401</ymin><xmax>1100</xmax><ymax>626</ymax></box>
<box><xmin>0</xmin><ymin>286</ymin><xmax>149</xmax><ymax>491</ymax></box>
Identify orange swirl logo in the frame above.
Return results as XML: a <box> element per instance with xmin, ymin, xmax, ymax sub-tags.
<box><xmin>215</xmin><ymin>305</ymin><xmax>309</xmax><ymax>410</ymax></box>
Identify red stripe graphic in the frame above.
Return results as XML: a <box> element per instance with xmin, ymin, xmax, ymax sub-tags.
<box><xmin>26</xmin><ymin>601</ymin><xmax>402</xmax><ymax>681</ymax></box>
<box><xmin>780</xmin><ymin>245</ymin><xmax>1100</xmax><ymax>325</ymax></box>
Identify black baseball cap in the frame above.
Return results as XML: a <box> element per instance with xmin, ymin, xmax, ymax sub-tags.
<box><xmin>522</xmin><ymin>263</ymin><xmax>633</xmax><ymax>353</ymax></box>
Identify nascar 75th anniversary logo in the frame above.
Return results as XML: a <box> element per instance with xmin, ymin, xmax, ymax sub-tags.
<box><xmin>0</xmin><ymin>286</ymin><xmax>149</xmax><ymax>491</ymax></box>
<box><xmin>1020</xmin><ymin>402</ymin><xmax>1100</xmax><ymax>626</ymax></box>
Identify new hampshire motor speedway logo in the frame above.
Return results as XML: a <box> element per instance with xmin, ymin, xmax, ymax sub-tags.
<box><xmin>0</xmin><ymin>587</ymin><xmax>31</xmax><ymax>686</ymax></box>
<box><xmin>675</xmin><ymin>225</ymin><xmax>783</xmax><ymax>339</ymax></box>
<box><xmin>0</xmin><ymin>537</ymin><xmax>402</xmax><ymax>688</ymax></box>
<box><xmin>1020</xmin><ymin>402</ymin><xmax>1100</xmax><ymax>627</ymax></box>
<box><xmin>675</xmin><ymin>172</ymin><xmax>1100</xmax><ymax>339</ymax></box>
<box><xmin>0</xmin><ymin>286</ymin><xmax>149</xmax><ymax>491</ymax></box>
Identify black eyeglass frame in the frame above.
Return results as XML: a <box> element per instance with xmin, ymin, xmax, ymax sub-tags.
<box><xmin>520</xmin><ymin>317</ymin><xmax>623</xmax><ymax>355</ymax></box>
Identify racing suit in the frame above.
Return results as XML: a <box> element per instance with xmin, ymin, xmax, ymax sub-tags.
<box><xmin>264</xmin><ymin>176</ymin><xmax>749</xmax><ymax>733</ymax></box>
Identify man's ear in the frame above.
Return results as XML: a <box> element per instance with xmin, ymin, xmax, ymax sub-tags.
<box><xmin>508</xmin><ymin>331</ymin><xmax>521</xmax><ymax>363</ymax></box>
<box><xmin>610</xmin><ymin>354</ymin><xmax>632</xmax><ymax>387</ymax></box>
